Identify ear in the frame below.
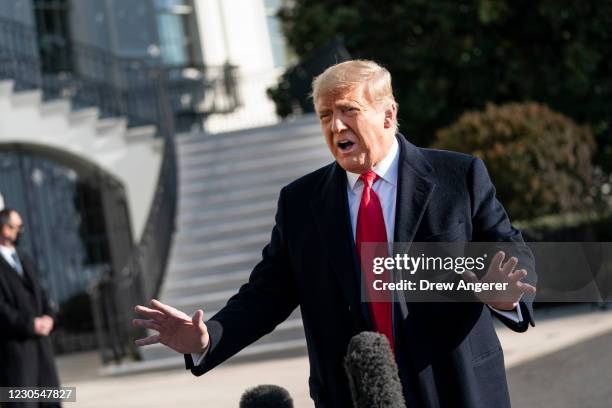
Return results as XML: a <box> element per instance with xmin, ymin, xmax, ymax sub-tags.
<box><xmin>383</xmin><ymin>102</ymin><xmax>397</xmax><ymax>129</ymax></box>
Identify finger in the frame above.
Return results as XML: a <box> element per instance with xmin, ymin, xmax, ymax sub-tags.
<box><xmin>132</xmin><ymin>319</ymin><xmax>161</xmax><ymax>331</ymax></box>
<box><xmin>509</xmin><ymin>269</ymin><xmax>528</xmax><ymax>283</ymax></box>
<box><xmin>490</xmin><ymin>251</ymin><xmax>505</xmax><ymax>271</ymax></box>
<box><xmin>135</xmin><ymin>334</ymin><xmax>160</xmax><ymax>347</ymax></box>
<box><xmin>192</xmin><ymin>309</ymin><xmax>204</xmax><ymax>327</ymax></box>
<box><xmin>150</xmin><ymin>299</ymin><xmax>181</xmax><ymax>316</ymax></box>
<box><xmin>501</xmin><ymin>256</ymin><xmax>518</xmax><ymax>276</ymax></box>
<box><xmin>134</xmin><ymin>305</ymin><xmax>167</xmax><ymax>321</ymax></box>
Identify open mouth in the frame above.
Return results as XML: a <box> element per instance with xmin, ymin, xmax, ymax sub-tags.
<box><xmin>337</xmin><ymin>140</ymin><xmax>356</xmax><ymax>152</ymax></box>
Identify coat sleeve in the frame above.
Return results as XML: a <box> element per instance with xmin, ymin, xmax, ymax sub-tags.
<box><xmin>468</xmin><ymin>156</ymin><xmax>537</xmax><ymax>331</ymax></box>
<box><xmin>185</xmin><ymin>187</ymin><xmax>299</xmax><ymax>375</ymax></box>
<box><xmin>0</xmin><ymin>292</ymin><xmax>37</xmax><ymax>340</ymax></box>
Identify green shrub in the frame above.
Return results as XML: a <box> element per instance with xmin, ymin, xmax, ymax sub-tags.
<box><xmin>434</xmin><ymin>102</ymin><xmax>595</xmax><ymax>220</ymax></box>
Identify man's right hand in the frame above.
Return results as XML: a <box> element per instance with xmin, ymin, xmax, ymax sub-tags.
<box><xmin>132</xmin><ymin>299</ymin><xmax>209</xmax><ymax>355</ymax></box>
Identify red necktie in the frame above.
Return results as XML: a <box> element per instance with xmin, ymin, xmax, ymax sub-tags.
<box><xmin>356</xmin><ymin>171</ymin><xmax>394</xmax><ymax>351</ymax></box>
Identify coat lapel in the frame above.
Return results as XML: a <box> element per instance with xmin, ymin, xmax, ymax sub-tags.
<box><xmin>310</xmin><ymin>163</ymin><xmax>367</xmax><ymax>327</ymax></box>
<box><xmin>17</xmin><ymin>251</ymin><xmax>37</xmax><ymax>293</ymax></box>
<box><xmin>0</xmin><ymin>250</ymin><xmax>34</xmax><ymax>291</ymax></box>
<box><xmin>393</xmin><ymin>135</ymin><xmax>436</xmax><ymax>319</ymax></box>
<box><xmin>394</xmin><ymin>134</ymin><xmax>436</xmax><ymax>244</ymax></box>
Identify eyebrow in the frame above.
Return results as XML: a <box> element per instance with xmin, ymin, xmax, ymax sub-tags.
<box><xmin>318</xmin><ymin>100</ymin><xmax>362</xmax><ymax>111</ymax></box>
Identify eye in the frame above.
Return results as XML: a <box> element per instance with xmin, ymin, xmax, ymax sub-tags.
<box><xmin>319</xmin><ymin>113</ymin><xmax>331</xmax><ymax>121</ymax></box>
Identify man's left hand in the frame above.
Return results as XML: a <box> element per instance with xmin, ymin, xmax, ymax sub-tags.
<box><xmin>463</xmin><ymin>251</ymin><xmax>536</xmax><ymax>310</ymax></box>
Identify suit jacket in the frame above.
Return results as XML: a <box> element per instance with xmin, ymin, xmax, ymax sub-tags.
<box><xmin>186</xmin><ymin>135</ymin><xmax>536</xmax><ymax>407</ymax></box>
<box><xmin>0</xmin><ymin>249</ymin><xmax>60</xmax><ymax>401</ymax></box>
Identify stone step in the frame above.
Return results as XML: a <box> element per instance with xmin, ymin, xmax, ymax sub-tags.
<box><xmin>169</xmin><ymin>241</ymin><xmax>267</xmax><ymax>274</ymax></box>
<box><xmin>178</xmin><ymin>148</ymin><xmax>329</xmax><ymax>178</ymax></box>
<box><xmin>169</xmin><ymin>288</ymin><xmax>241</xmax><ymax>312</ymax></box>
<box><xmin>177</xmin><ymin>124</ymin><xmax>321</xmax><ymax>153</ymax></box>
<box><xmin>125</xmin><ymin>125</ymin><xmax>157</xmax><ymax>143</ymax></box>
<box><xmin>177</xmin><ymin>200</ymin><xmax>276</xmax><ymax>227</ymax></box>
<box><xmin>173</xmin><ymin>229</ymin><xmax>268</xmax><ymax>257</ymax></box>
<box><xmin>11</xmin><ymin>89</ymin><xmax>42</xmax><ymax>107</ymax></box>
<box><xmin>174</xmin><ymin>213</ymin><xmax>273</xmax><ymax>241</ymax></box>
<box><xmin>169</xmin><ymin>254</ymin><xmax>262</xmax><ymax>280</ymax></box>
<box><xmin>178</xmin><ymin>186</ymin><xmax>280</xmax><ymax>212</ymax></box>
<box><xmin>161</xmin><ymin>270</ymin><xmax>251</xmax><ymax>299</ymax></box>
<box><xmin>177</xmin><ymin>206</ymin><xmax>273</xmax><ymax>230</ymax></box>
<box><xmin>40</xmin><ymin>98</ymin><xmax>71</xmax><ymax>117</ymax></box>
<box><xmin>172</xmin><ymin>227</ymin><xmax>272</xmax><ymax>256</ymax></box>
<box><xmin>178</xmin><ymin>135</ymin><xmax>327</xmax><ymax>169</ymax></box>
<box><xmin>172</xmin><ymin>236</ymin><xmax>266</xmax><ymax>264</ymax></box>
<box><xmin>177</xmin><ymin>115</ymin><xmax>318</xmax><ymax>145</ymax></box>
<box><xmin>96</xmin><ymin>117</ymin><xmax>127</xmax><ymax>137</ymax></box>
<box><xmin>179</xmin><ymin>160</ymin><xmax>324</xmax><ymax>196</ymax></box>
<box><xmin>68</xmin><ymin>107</ymin><xmax>99</xmax><ymax>126</ymax></box>
<box><xmin>170</xmin><ymin>246</ymin><xmax>262</xmax><ymax>271</ymax></box>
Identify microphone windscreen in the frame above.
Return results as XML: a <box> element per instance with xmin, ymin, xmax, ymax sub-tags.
<box><xmin>239</xmin><ymin>384</ymin><xmax>294</xmax><ymax>408</ymax></box>
<box><xmin>344</xmin><ymin>331</ymin><xmax>406</xmax><ymax>408</ymax></box>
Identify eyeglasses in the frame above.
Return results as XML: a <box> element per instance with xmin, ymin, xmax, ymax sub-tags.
<box><xmin>5</xmin><ymin>223</ymin><xmax>24</xmax><ymax>232</ymax></box>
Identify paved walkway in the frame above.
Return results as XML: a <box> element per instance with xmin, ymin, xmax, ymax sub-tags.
<box><xmin>56</xmin><ymin>304</ymin><xmax>612</xmax><ymax>407</ymax></box>
<box><xmin>508</xmin><ymin>329</ymin><xmax>612</xmax><ymax>408</ymax></box>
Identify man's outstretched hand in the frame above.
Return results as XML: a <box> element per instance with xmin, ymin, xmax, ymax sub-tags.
<box><xmin>133</xmin><ymin>299</ymin><xmax>209</xmax><ymax>354</ymax></box>
<box><xmin>463</xmin><ymin>251</ymin><xmax>536</xmax><ymax>311</ymax></box>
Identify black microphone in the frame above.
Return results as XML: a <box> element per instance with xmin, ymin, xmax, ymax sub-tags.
<box><xmin>239</xmin><ymin>384</ymin><xmax>294</xmax><ymax>408</ymax></box>
<box><xmin>344</xmin><ymin>331</ymin><xmax>406</xmax><ymax>408</ymax></box>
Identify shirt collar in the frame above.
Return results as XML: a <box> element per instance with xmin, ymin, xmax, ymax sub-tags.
<box><xmin>346</xmin><ymin>137</ymin><xmax>399</xmax><ymax>190</ymax></box>
<box><xmin>0</xmin><ymin>244</ymin><xmax>15</xmax><ymax>255</ymax></box>
<box><xmin>0</xmin><ymin>245</ymin><xmax>16</xmax><ymax>263</ymax></box>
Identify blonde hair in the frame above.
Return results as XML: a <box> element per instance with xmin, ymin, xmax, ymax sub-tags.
<box><xmin>311</xmin><ymin>59</ymin><xmax>397</xmax><ymax>110</ymax></box>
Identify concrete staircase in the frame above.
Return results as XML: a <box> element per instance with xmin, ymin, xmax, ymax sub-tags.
<box><xmin>138</xmin><ymin>115</ymin><xmax>332</xmax><ymax>369</ymax></box>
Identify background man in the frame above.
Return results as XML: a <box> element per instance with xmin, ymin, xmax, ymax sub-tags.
<box><xmin>0</xmin><ymin>208</ymin><xmax>61</xmax><ymax>408</ymax></box>
<box><xmin>134</xmin><ymin>60</ymin><xmax>536</xmax><ymax>407</ymax></box>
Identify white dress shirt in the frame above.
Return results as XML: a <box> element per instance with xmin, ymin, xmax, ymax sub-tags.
<box><xmin>0</xmin><ymin>244</ymin><xmax>23</xmax><ymax>277</ymax></box>
<box><xmin>193</xmin><ymin>139</ymin><xmax>522</xmax><ymax>365</ymax></box>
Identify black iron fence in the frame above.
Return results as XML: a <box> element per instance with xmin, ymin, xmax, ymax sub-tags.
<box><xmin>90</xmin><ymin>126</ymin><xmax>177</xmax><ymax>363</ymax></box>
<box><xmin>0</xmin><ymin>17</ymin><xmax>41</xmax><ymax>91</ymax></box>
<box><xmin>0</xmin><ymin>16</ymin><xmax>240</xmax><ymax>134</ymax></box>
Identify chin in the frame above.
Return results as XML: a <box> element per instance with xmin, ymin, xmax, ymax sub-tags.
<box><xmin>338</xmin><ymin>161</ymin><xmax>365</xmax><ymax>174</ymax></box>
<box><xmin>334</xmin><ymin>152</ymin><xmax>369</xmax><ymax>172</ymax></box>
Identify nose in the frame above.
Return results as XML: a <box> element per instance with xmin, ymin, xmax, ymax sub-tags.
<box><xmin>331</xmin><ymin>113</ymin><xmax>347</xmax><ymax>134</ymax></box>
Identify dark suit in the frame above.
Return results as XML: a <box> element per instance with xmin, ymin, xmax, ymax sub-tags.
<box><xmin>0</xmin><ymin>250</ymin><xmax>60</xmax><ymax>408</ymax></box>
<box><xmin>186</xmin><ymin>135</ymin><xmax>536</xmax><ymax>407</ymax></box>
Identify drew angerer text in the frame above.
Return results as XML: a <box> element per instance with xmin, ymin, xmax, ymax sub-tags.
<box><xmin>372</xmin><ymin>279</ymin><xmax>509</xmax><ymax>293</ymax></box>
